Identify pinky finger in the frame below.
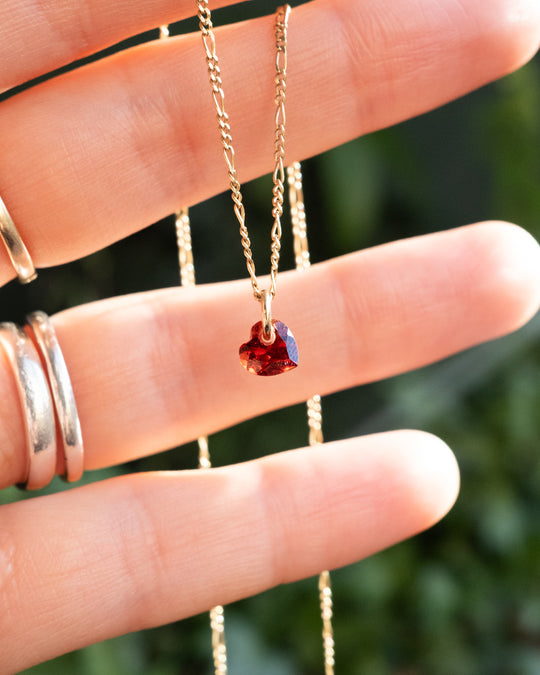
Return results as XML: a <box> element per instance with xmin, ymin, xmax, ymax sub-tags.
<box><xmin>0</xmin><ymin>430</ymin><xmax>459</xmax><ymax>672</ymax></box>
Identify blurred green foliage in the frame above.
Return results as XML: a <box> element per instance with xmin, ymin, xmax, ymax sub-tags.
<box><xmin>1</xmin><ymin>7</ymin><xmax>537</xmax><ymax>675</ymax></box>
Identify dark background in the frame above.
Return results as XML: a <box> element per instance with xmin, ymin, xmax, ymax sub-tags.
<box><xmin>1</xmin><ymin>3</ymin><xmax>538</xmax><ymax>674</ymax></box>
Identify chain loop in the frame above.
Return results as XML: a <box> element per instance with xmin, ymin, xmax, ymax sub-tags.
<box><xmin>197</xmin><ymin>2</ymin><xmax>291</xmax><ymax>301</ymax></box>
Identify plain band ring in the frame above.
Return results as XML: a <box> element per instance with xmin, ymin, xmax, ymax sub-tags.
<box><xmin>0</xmin><ymin>322</ymin><xmax>56</xmax><ymax>490</ymax></box>
<box><xmin>26</xmin><ymin>312</ymin><xmax>84</xmax><ymax>483</ymax></box>
<box><xmin>0</xmin><ymin>194</ymin><xmax>37</xmax><ymax>284</ymax></box>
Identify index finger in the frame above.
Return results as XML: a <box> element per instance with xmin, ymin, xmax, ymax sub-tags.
<box><xmin>0</xmin><ymin>0</ymin><xmax>538</xmax><ymax>284</ymax></box>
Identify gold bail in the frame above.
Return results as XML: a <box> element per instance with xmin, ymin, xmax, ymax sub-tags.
<box><xmin>260</xmin><ymin>290</ymin><xmax>276</xmax><ymax>345</ymax></box>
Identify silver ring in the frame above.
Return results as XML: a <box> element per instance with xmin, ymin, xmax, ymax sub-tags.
<box><xmin>26</xmin><ymin>312</ymin><xmax>84</xmax><ymax>483</ymax></box>
<box><xmin>0</xmin><ymin>323</ymin><xmax>56</xmax><ymax>489</ymax></box>
<box><xmin>0</xmin><ymin>194</ymin><xmax>37</xmax><ymax>284</ymax></box>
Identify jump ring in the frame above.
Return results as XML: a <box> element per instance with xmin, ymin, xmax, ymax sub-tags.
<box><xmin>26</xmin><ymin>312</ymin><xmax>84</xmax><ymax>483</ymax></box>
<box><xmin>0</xmin><ymin>323</ymin><xmax>56</xmax><ymax>490</ymax></box>
<box><xmin>0</xmin><ymin>195</ymin><xmax>37</xmax><ymax>284</ymax></box>
<box><xmin>259</xmin><ymin>289</ymin><xmax>276</xmax><ymax>345</ymax></box>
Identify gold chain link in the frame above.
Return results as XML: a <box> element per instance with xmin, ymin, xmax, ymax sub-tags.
<box><xmin>306</xmin><ymin>394</ymin><xmax>324</xmax><ymax>447</ymax></box>
<box><xmin>287</xmin><ymin>161</ymin><xmax>310</xmax><ymax>272</ymax></box>
<box><xmin>175</xmin><ymin>209</ymin><xmax>196</xmax><ymax>287</ymax></box>
<box><xmin>319</xmin><ymin>570</ymin><xmax>336</xmax><ymax>674</ymax></box>
<box><xmin>209</xmin><ymin>605</ymin><xmax>227</xmax><ymax>673</ymax></box>
<box><xmin>196</xmin><ymin>2</ymin><xmax>291</xmax><ymax>301</ymax></box>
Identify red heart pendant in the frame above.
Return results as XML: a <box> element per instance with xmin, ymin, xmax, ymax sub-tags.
<box><xmin>239</xmin><ymin>320</ymin><xmax>298</xmax><ymax>376</ymax></box>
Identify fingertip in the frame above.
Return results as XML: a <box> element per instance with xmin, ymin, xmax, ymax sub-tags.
<box><xmin>488</xmin><ymin>0</ymin><xmax>540</xmax><ymax>71</ymax></box>
<box><xmin>472</xmin><ymin>222</ymin><xmax>540</xmax><ymax>335</ymax></box>
<box><xmin>460</xmin><ymin>0</ymin><xmax>540</xmax><ymax>78</ymax></box>
<box><xmin>397</xmin><ymin>430</ymin><xmax>460</xmax><ymax>528</ymax></box>
<box><xmin>280</xmin><ymin>431</ymin><xmax>461</xmax><ymax>574</ymax></box>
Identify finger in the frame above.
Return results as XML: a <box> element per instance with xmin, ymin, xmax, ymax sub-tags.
<box><xmin>3</xmin><ymin>0</ymin><xmax>536</xmax><ymax>91</ymax></box>
<box><xmin>0</xmin><ymin>0</ymin><xmax>539</xmax><ymax>281</ymax></box>
<box><xmin>0</xmin><ymin>431</ymin><xmax>459</xmax><ymax>672</ymax></box>
<box><xmin>0</xmin><ymin>221</ymin><xmax>537</xmax><ymax>487</ymax></box>
<box><xmin>0</xmin><ymin>0</ymin><xmax>236</xmax><ymax>92</ymax></box>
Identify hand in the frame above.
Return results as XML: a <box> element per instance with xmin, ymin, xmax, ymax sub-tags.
<box><xmin>0</xmin><ymin>0</ymin><xmax>538</xmax><ymax>671</ymax></box>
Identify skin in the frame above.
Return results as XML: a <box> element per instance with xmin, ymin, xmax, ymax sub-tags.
<box><xmin>0</xmin><ymin>0</ymin><xmax>538</xmax><ymax>671</ymax></box>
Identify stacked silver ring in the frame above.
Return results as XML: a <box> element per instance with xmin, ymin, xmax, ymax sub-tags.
<box><xmin>0</xmin><ymin>313</ymin><xmax>83</xmax><ymax>489</ymax></box>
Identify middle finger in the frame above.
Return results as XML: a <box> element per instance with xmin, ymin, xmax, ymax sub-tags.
<box><xmin>0</xmin><ymin>221</ymin><xmax>538</xmax><ymax>488</ymax></box>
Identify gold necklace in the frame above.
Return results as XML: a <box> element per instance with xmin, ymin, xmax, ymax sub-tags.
<box><xmin>197</xmin><ymin>2</ymin><xmax>298</xmax><ymax>376</ymax></box>
<box><xmin>167</xmin><ymin>7</ymin><xmax>335</xmax><ymax>673</ymax></box>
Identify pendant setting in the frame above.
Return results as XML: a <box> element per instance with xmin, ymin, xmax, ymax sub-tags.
<box><xmin>239</xmin><ymin>320</ymin><xmax>298</xmax><ymax>376</ymax></box>
<box><xmin>239</xmin><ymin>289</ymin><xmax>298</xmax><ymax>376</ymax></box>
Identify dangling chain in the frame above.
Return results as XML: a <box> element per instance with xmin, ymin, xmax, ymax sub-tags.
<box><xmin>196</xmin><ymin>1</ymin><xmax>290</xmax><ymax>302</ymax></box>
<box><xmin>288</xmin><ymin>162</ymin><xmax>335</xmax><ymax>674</ymax></box>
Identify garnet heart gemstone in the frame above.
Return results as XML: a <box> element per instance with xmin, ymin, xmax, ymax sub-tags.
<box><xmin>239</xmin><ymin>320</ymin><xmax>298</xmax><ymax>376</ymax></box>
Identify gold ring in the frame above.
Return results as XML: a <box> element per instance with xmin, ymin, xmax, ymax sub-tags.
<box><xmin>26</xmin><ymin>312</ymin><xmax>84</xmax><ymax>483</ymax></box>
<box><xmin>0</xmin><ymin>194</ymin><xmax>37</xmax><ymax>284</ymax></box>
<box><xmin>0</xmin><ymin>323</ymin><xmax>56</xmax><ymax>489</ymax></box>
